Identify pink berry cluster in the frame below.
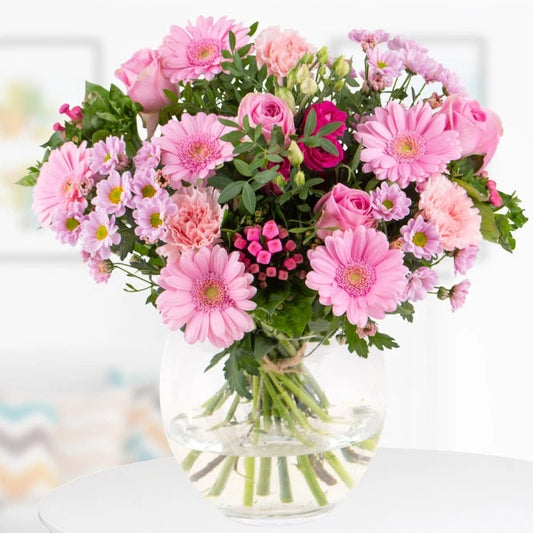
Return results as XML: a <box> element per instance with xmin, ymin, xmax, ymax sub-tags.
<box><xmin>486</xmin><ymin>179</ymin><xmax>502</xmax><ymax>207</ymax></box>
<box><xmin>233</xmin><ymin>220</ymin><xmax>305</xmax><ymax>288</ymax></box>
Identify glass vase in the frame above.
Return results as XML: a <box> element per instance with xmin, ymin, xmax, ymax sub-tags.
<box><xmin>160</xmin><ymin>331</ymin><xmax>386</xmax><ymax>525</ymax></box>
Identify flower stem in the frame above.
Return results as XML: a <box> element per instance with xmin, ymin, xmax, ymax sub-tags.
<box><xmin>297</xmin><ymin>455</ymin><xmax>328</xmax><ymax>507</ymax></box>
<box><xmin>208</xmin><ymin>456</ymin><xmax>237</xmax><ymax>497</ymax></box>
<box><xmin>280</xmin><ymin>373</ymin><xmax>332</xmax><ymax>422</ymax></box>
<box><xmin>256</xmin><ymin>458</ymin><xmax>272</xmax><ymax>496</ymax></box>
<box><xmin>181</xmin><ymin>450</ymin><xmax>201</xmax><ymax>473</ymax></box>
<box><xmin>277</xmin><ymin>456</ymin><xmax>293</xmax><ymax>503</ymax></box>
<box><xmin>243</xmin><ymin>457</ymin><xmax>255</xmax><ymax>507</ymax></box>
<box><xmin>323</xmin><ymin>451</ymin><xmax>354</xmax><ymax>488</ymax></box>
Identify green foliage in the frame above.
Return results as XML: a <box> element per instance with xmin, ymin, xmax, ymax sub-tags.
<box><xmin>343</xmin><ymin>321</ymin><xmax>369</xmax><ymax>358</ymax></box>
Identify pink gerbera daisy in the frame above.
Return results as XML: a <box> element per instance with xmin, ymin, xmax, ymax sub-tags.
<box><xmin>159</xmin><ymin>16</ymin><xmax>250</xmax><ymax>83</ymax></box>
<box><xmin>79</xmin><ymin>210</ymin><xmax>121</xmax><ymax>259</ymax></box>
<box><xmin>306</xmin><ymin>227</ymin><xmax>408</xmax><ymax>328</ymax></box>
<box><xmin>157</xmin><ymin>113</ymin><xmax>234</xmax><ymax>187</ymax></box>
<box><xmin>32</xmin><ymin>141</ymin><xmax>91</xmax><ymax>227</ymax></box>
<box><xmin>157</xmin><ymin>246</ymin><xmax>257</xmax><ymax>348</ymax></box>
<box><xmin>356</xmin><ymin>101</ymin><xmax>461</xmax><ymax>187</ymax></box>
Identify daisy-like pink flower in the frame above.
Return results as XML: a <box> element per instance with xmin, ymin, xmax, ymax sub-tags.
<box><xmin>370</xmin><ymin>182</ymin><xmax>411</xmax><ymax>221</ymax></box>
<box><xmin>159</xmin><ymin>16</ymin><xmax>250</xmax><ymax>83</ymax></box>
<box><xmin>449</xmin><ymin>279</ymin><xmax>471</xmax><ymax>311</ymax></box>
<box><xmin>131</xmin><ymin>168</ymin><xmax>166</xmax><ymax>206</ymax></box>
<box><xmin>400</xmin><ymin>215</ymin><xmax>442</xmax><ymax>260</ymax></box>
<box><xmin>387</xmin><ymin>35</ymin><xmax>427</xmax><ymax>54</ymax></box>
<box><xmin>32</xmin><ymin>141</ymin><xmax>91</xmax><ymax>227</ymax></box>
<box><xmin>348</xmin><ymin>29</ymin><xmax>389</xmax><ymax>52</ymax></box>
<box><xmin>133</xmin><ymin>194</ymin><xmax>177</xmax><ymax>243</ymax></box>
<box><xmin>133</xmin><ymin>141</ymin><xmax>161</xmax><ymax>171</ymax></box>
<box><xmin>51</xmin><ymin>206</ymin><xmax>85</xmax><ymax>246</ymax></box>
<box><xmin>419</xmin><ymin>174</ymin><xmax>482</xmax><ymax>251</ymax></box>
<box><xmin>157</xmin><ymin>113</ymin><xmax>234</xmax><ymax>188</ymax></box>
<box><xmin>80</xmin><ymin>210</ymin><xmax>120</xmax><ymax>259</ymax></box>
<box><xmin>92</xmin><ymin>170</ymin><xmax>133</xmax><ymax>216</ymax></box>
<box><xmin>356</xmin><ymin>101</ymin><xmax>461</xmax><ymax>187</ymax></box>
<box><xmin>157</xmin><ymin>245</ymin><xmax>257</xmax><ymax>348</ymax></box>
<box><xmin>454</xmin><ymin>244</ymin><xmax>479</xmax><ymax>275</ymax></box>
<box><xmin>84</xmin><ymin>252</ymin><xmax>113</xmax><ymax>284</ymax></box>
<box><xmin>90</xmin><ymin>135</ymin><xmax>127</xmax><ymax>176</ymax></box>
<box><xmin>366</xmin><ymin>47</ymin><xmax>404</xmax><ymax>79</ymax></box>
<box><xmin>437</xmin><ymin>67</ymin><xmax>468</xmax><ymax>97</ymax></box>
<box><xmin>159</xmin><ymin>186</ymin><xmax>224</xmax><ymax>261</ymax></box>
<box><xmin>306</xmin><ymin>227</ymin><xmax>408</xmax><ymax>328</ymax></box>
<box><xmin>404</xmin><ymin>266</ymin><xmax>438</xmax><ymax>301</ymax></box>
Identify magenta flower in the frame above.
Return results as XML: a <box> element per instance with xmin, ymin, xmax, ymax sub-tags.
<box><xmin>90</xmin><ymin>136</ymin><xmax>127</xmax><ymax>176</ymax></box>
<box><xmin>370</xmin><ymin>182</ymin><xmax>411</xmax><ymax>221</ymax></box>
<box><xmin>133</xmin><ymin>194</ymin><xmax>177</xmax><ymax>243</ymax></box>
<box><xmin>306</xmin><ymin>227</ymin><xmax>408</xmax><ymax>327</ymax></box>
<box><xmin>356</xmin><ymin>101</ymin><xmax>461</xmax><ymax>187</ymax></box>
<box><xmin>157</xmin><ymin>246</ymin><xmax>257</xmax><ymax>348</ymax></box>
<box><xmin>454</xmin><ymin>245</ymin><xmax>479</xmax><ymax>275</ymax></box>
<box><xmin>159</xmin><ymin>16</ymin><xmax>250</xmax><ymax>83</ymax></box>
<box><xmin>80</xmin><ymin>210</ymin><xmax>120</xmax><ymax>259</ymax></box>
<box><xmin>400</xmin><ymin>215</ymin><xmax>442</xmax><ymax>260</ymax></box>
<box><xmin>404</xmin><ymin>267</ymin><xmax>438</xmax><ymax>301</ymax></box>
<box><xmin>157</xmin><ymin>113</ymin><xmax>234</xmax><ymax>188</ymax></box>
<box><xmin>51</xmin><ymin>206</ymin><xmax>85</xmax><ymax>246</ymax></box>
<box><xmin>92</xmin><ymin>170</ymin><xmax>133</xmax><ymax>216</ymax></box>
<box><xmin>32</xmin><ymin>141</ymin><xmax>91</xmax><ymax>227</ymax></box>
<box><xmin>449</xmin><ymin>279</ymin><xmax>471</xmax><ymax>311</ymax></box>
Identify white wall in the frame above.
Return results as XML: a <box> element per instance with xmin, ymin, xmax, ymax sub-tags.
<box><xmin>1</xmin><ymin>0</ymin><xmax>532</xmax><ymax>460</ymax></box>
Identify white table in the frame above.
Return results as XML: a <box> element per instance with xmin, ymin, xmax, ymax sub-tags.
<box><xmin>39</xmin><ymin>449</ymin><xmax>533</xmax><ymax>532</ymax></box>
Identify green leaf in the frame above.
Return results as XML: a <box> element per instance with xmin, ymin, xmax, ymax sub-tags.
<box><xmin>252</xmin><ymin>334</ymin><xmax>278</xmax><ymax>361</ymax></box>
<box><xmin>254</xmin><ymin>283</ymin><xmax>291</xmax><ymax>315</ymax></box>
<box><xmin>344</xmin><ymin>321</ymin><xmax>369</xmax><ymax>358</ymax></box>
<box><xmin>316</xmin><ymin>121</ymin><xmax>344</xmax><ymax>137</ymax></box>
<box><xmin>253</xmin><ymin>168</ymin><xmax>278</xmax><ymax>185</ymax></box>
<box><xmin>218</xmin><ymin>117</ymin><xmax>239</xmax><ymax>128</ymax></box>
<box><xmin>220</xmin><ymin>130</ymin><xmax>245</xmax><ymax>144</ymax></box>
<box><xmin>228</xmin><ymin>31</ymin><xmax>236</xmax><ymax>52</ymax></box>
<box><xmin>224</xmin><ymin>352</ymin><xmax>251</xmax><ymax>399</ymax></box>
<box><xmin>455</xmin><ymin>154</ymin><xmax>485</xmax><ymax>176</ymax></box>
<box><xmin>317</xmin><ymin>137</ymin><xmax>340</xmax><ymax>156</ymax></box>
<box><xmin>218</xmin><ymin>180</ymin><xmax>245</xmax><ymax>203</ymax></box>
<box><xmin>474</xmin><ymin>200</ymin><xmax>500</xmax><ymax>243</ymax></box>
<box><xmin>205</xmin><ymin>349</ymin><xmax>229</xmax><ymax>372</ymax></box>
<box><xmin>454</xmin><ymin>178</ymin><xmax>488</xmax><ymax>202</ymax></box>
<box><xmin>368</xmin><ymin>332</ymin><xmax>399</xmax><ymax>351</ymax></box>
<box><xmin>241</xmin><ymin>182</ymin><xmax>256</xmax><ymax>214</ymax></box>
<box><xmin>207</xmin><ymin>174</ymin><xmax>234</xmax><ymax>189</ymax></box>
<box><xmin>270</xmin><ymin>294</ymin><xmax>313</xmax><ymax>338</ymax></box>
<box><xmin>248</xmin><ymin>21</ymin><xmax>259</xmax><ymax>36</ymax></box>
<box><xmin>391</xmin><ymin>301</ymin><xmax>415</xmax><ymax>323</ymax></box>
<box><xmin>17</xmin><ymin>171</ymin><xmax>38</xmax><ymax>187</ymax></box>
<box><xmin>233</xmin><ymin>158</ymin><xmax>253</xmax><ymax>177</ymax></box>
<box><xmin>304</xmin><ymin>108</ymin><xmax>317</xmax><ymax>137</ymax></box>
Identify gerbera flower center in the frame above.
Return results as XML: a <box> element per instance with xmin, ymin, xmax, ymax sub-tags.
<box><xmin>412</xmin><ymin>231</ymin><xmax>428</xmax><ymax>247</ymax></box>
<box><xmin>335</xmin><ymin>261</ymin><xmax>377</xmax><ymax>297</ymax></box>
<box><xmin>96</xmin><ymin>225</ymin><xmax>108</xmax><ymax>241</ymax></box>
<box><xmin>150</xmin><ymin>212</ymin><xmax>163</xmax><ymax>228</ymax></box>
<box><xmin>389</xmin><ymin>131</ymin><xmax>426</xmax><ymax>162</ymax></box>
<box><xmin>178</xmin><ymin>136</ymin><xmax>218</xmax><ymax>171</ymax></box>
<box><xmin>142</xmin><ymin>185</ymin><xmax>156</xmax><ymax>198</ymax></box>
<box><xmin>65</xmin><ymin>217</ymin><xmax>80</xmax><ymax>232</ymax></box>
<box><xmin>109</xmin><ymin>187</ymin><xmax>123</xmax><ymax>204</ymax></box>
<box><xmin>187</xmin><ymin>38</ymin><xmax>221</xmax><ymax>66</ymax></box>
<box><xmin>192</xmin><ymin>273</ymin><xmax>232</xmax><ymax>312</ymax></box>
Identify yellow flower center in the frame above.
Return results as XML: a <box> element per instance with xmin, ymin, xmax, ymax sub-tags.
<box><xmin>65</xmin><ymin>217</ymin><xmax>80</xmax><ymax>231</ymax></box>
<box><xmin>142</xmin><ymin>185</ymin><xmax>156</xmax><ymax>198</ymax></box>
<box><xmin>412</xmin><ymin>232</ymin><xmax>428</xmax><ymax>247</ymax></box>
<box><xmin>96</xmin><ymin>225</ymin><xmax>108</xmax><ymax>241</ymax></box>
<box><xmin>150</xmin><ymin>212</ymin><xmax>163</xmax><ymax>228</ymax></box>
<box><xmin>109</xmin><ymin>187</ymin><xmax>123</xmax><ymax>204</ymax></box>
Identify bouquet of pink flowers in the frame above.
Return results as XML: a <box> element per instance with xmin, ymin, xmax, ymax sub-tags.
<box><xmin>22</xmin><ymin>16</ymin><xmax>526</xmax><ymax>518</ymax></box>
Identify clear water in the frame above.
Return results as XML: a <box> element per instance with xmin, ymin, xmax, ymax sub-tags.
<box><xmin>167</xmin><ymin>404</ymin><xmax>382</xmax><ymax>523</ymax></box>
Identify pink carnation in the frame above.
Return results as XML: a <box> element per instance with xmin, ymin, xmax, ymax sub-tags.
<box><xmin>255</xmin><ymin>26</ymin><xmax>314</xmax><ymax>82</ymax></box>
<box><xmin>159</xmin><ymin>16</ymin><xmax>250</xmax><ymax>83</ymax></box>
<box><xmin>159</xmin><ymin>186</ymin><xmax>224</xmax><ymax>261</ymax></box>
<box><xmin>157</xmin><ymin>245</ymin><xmax>257</xmax><ymax>348</ymax></box>
<box><xmin>419</xmin><ymin>174</ymin><xmax>482</xmax><ymax>251</ymax></box>
<box><xmin>32</xmin><ymin>141</ymin><xmax>91</xmax><ymax>227</ymax></box>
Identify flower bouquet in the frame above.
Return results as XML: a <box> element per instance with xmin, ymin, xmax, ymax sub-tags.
<box><xmin>22</xmin><ymin>16</ymin><xmax>526</xmax><ymax>524</ymax></box>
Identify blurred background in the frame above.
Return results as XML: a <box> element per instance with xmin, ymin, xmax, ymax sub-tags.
<box><xmin>1</xmin><ymin>0</ymin><xmax>532</xmax><ymax>531</ymax></box>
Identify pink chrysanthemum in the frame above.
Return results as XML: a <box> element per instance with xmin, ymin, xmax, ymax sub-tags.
<box><xmin>159</xmin><ymin>16</ymin><xmax>250</xmax><ymax>83</ymax></box>
<box><xmin>400</xmin><ymin>215</ymin><xmax>442</xmax><ymax>260</ymax></box>
<box><xmin>157</xmin><ymin>246</ymin><xmax>257</xmax><ymax>348</ymax></box>
<box><xmin>404</xmin><ymin>266</ymin><xmax>438</xmax><ymax>301</ymax></box>
<box><xmin>133</xmin><ymin>141</ymin><xmax>161</xmax><ymax>171</ymax></box>
<box><xmin>79</xmin><ymin>210</ymin><xmax>120</xmax><ymax>259</ymax></box>
<box><xmin>449</xmin><ymin>279</ymin><xmax>471</xmax><ymax>311</ymax></box>
<box><xmin>306</xmin><ymin>227</ymin><xmax>408</xmax><ymax>327</ymax></box>
<box><xmin>366</xmin><ymin>47</ymin><xmax>404</xmax><ymax>79</ymax></box>
<box><xmin>83</xmin><ymin>251</ymin><xmax>113</xmax><ymax>284</ymax></box>
<box><xmin>419</xmin><ymin>174</ymin><xmax>482</xmax><ymax>251</ymax></box>
<box><xmin>387</xmin><ymin>35</ymin><xmax>427</xmax><ymax>54</ymax></box>
<box><xmin>454</xmin><ymin>244</ymin><xmax>479</xmax><ymax>275</ymax></box>
<box><xmin>90</xmin><ymin>135</ymin><xmax>127</xmax><ymax>176</ymax></box>
<box><xmin>370</xmin><ymin>182</ymin><xmax>411</xmax><ymax>221</ymax></box>
<box><xmin>348</xmin><ymin>29</ymin><xmax>389</xmax><ymax>52</ymax></box>
<box><xmin>32</xmin><ymin>141</ymin><xmax>91</xmax><ymax>227</ymax></box>
<box><xmin>357</xmin><ymin>101</ymin><xmax>461</xmax><ymax>187</ymax></box>
<box><xmin>159</xmin><ymin>186</ymin><xmax>224</xmax><ymax>262</ymax></box>
<box><xmin>51</xmin><ymin>206</ymin><xmax>85</xmax><ymax>246</ymax></box>
<box><xmin>437</xmin><ymin>67</ymin><xmax>468</xmax><ymax>97</ymax></box>
<box><xmin>157</xmin><ymin>113</ymin><xmax>234</xmax><ymax>188</ymax></box>
<box><xmin>133</xmin><ymin>194</ymin><xmax>177</xmax><ymax>244</ymax></box>
<box><xmin>131</xmin><ymin>168</ymin><xmax>166</xmax><ymax>206</ymax></box>
<box><xmin>92</xmin><ymin>170</ymin><xmax>133</xmax><ymax>217</ymax></box>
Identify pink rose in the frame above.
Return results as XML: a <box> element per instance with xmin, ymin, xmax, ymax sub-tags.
<box><xmin>255</xmin><ymin>26</ymin><xmax>315</xmax><ymax>82</ymax></box>
<box><xmin>440</xmin><ymin>94</ymin><xmax>503</xmax><ymax>170</ymax></box>
<box><xmin>304</xmin><ymin>101</ymin><xmax>347</xmax><ymax>139</ymax></box>
<box><xmin>314</xmin><ymin>183</ymin><xmax>375</xmax><ymax>239</ymax></box>
<box><xmin>237</xmin><ymin>93</ymin><xmax>295</xmax><ymax>142</ymax></box>
<box><xmin>115</xmin><ymin>49</ymin><xmax>179</xmax><ymax>136</ymax></box>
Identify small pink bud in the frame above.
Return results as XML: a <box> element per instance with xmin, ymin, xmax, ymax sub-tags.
<box><xmin>293</xmin><ymin>253</ymin><xmax>304</xmax><ymax>264</ymax></box>
<box><xmin>248</xmin><ymin>263</ymin><xmax>260</xmax><ymax>274</ymax></box>
<box><xmin>489</xmin><ymin>190</ymin><xmax>502</xmax><ymax>208</ymax></box>
<box><xmin>297</xmin><ymin>269</ymin><xmax>307</xmax><ymax>279</ymax></box>
<box><xmin>278</xmin><ymin>228</ymin><xmax>289</xmax><ymax>239</ymax></box>
<box><xmin>68</xmin><ymin>106</ymin><xmax>83</xmax><ymax>121</ymax></box>
<box><xmin>246</xmin><ymin>226</ymin><xmax>262</xmax><ymax>241</ymax></box>
<box><xmin>283</xmin><ymin>257</ymin><xmax>297</xmax><ymax>271</ymax></box>
<box><xmin>258</xmin><ymin>272</ymin><xmax>267</xmax><ymax>281</ymax></box>
<box><xmin>262</xmin><ymin>220</ymin><xmax>279</xmax><ymax>239</ymax></box>
<box><xmin>53</xmin><ymin>122</ymin><xmax>65</xmax><ymax>132</ymax></box>
<box><xmin>234</xmin><ymin>236</ymin><xmax>247</xmax><ymax>250</ymax></box>
<box><xmin>267</xmin><ymin>239</ymin><xmax>283</xmax><ymax>253</ymax></box>
<box><xmin>247</xmin><ymin>241</ymin><xmax>263</xmax><ymax>257</ymax></box>
<box><xmin>486</xmin><ymin>180</ymin><xmax>497</xmax><ymax>190</ymax></box>
<box><xmin>284</xmin><ymin>239</ymin><xmax>297</xmax><ymax>252</ymax></box>
<box><xmin>278</xmin><ymin>269</ymin><xmax>289</xmax><ymax>281</ymax></box>
<box><xmin>257</xmin><ymin>250</ymin><xmax>272</xmax><ymax>264</ymax></box>
<box><xmin>59</xmin><ymin>103</ymin><xmax>70</xmax><ymax>114</ymax></box>
<box><xmin>266</xmin><ymin>266</ymin><xmax>277</xmax><ymax>277</ymax></box>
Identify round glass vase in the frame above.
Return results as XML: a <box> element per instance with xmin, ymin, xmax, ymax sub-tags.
<box><xmin>160</xmin><ymin>331</ymin><xmax>386</xmax><ymax>526</ymax></box>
